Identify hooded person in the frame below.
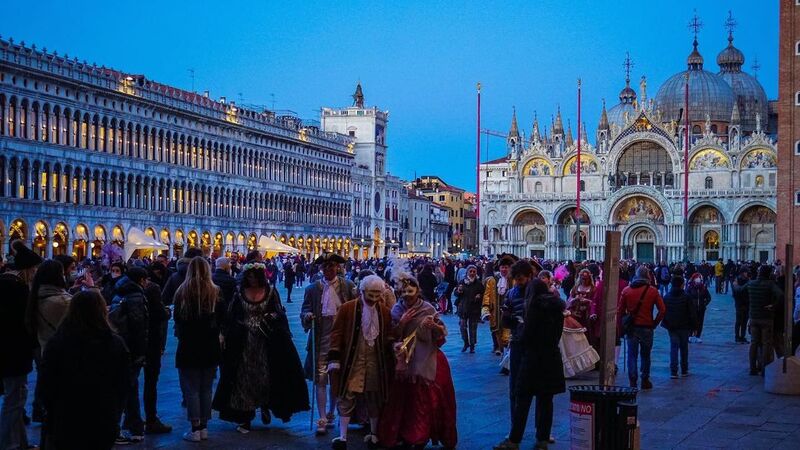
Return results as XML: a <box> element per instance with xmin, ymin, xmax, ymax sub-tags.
<box><xmin>685</xmin><ymin>273</ymin><xmax>711</xmax><ymax>343</ymax></box>
<box><xmin>327</xmin><ymin>275</ymin><xmax>395</xmax><ymax>449</ymax></box>
<box><xmin>213</xmin><ymin>262</ymin><xmax>309</xmax><ymax>432</ymax></box>
<box><xmin>377</xmin><ymin>272</ymin><xmax>457</xmax><ymax>449</ymax></box>
<box><xmin>301</xmin><ymin>252</ymin><xmax>357</xmax><ymax>435</ymax></box>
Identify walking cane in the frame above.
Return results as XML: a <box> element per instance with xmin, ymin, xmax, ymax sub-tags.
<box><xmin>309</xmin><ymin>315</ymin><xmax>316</xmax><ymax>431</ymax></box>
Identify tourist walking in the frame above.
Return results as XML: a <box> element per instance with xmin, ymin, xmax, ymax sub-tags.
<box><xmin>618</xmin><ymin>266</ymin><xmax>666</xmax><ymax>390</ymax></box>
<box><xmin>746</xmin><ymin>265</ymin><xmax>783</xmax><ymax>376</ymax></box>
<box><xmin>284</xmin><ymin>259</ymin><xmax>296</xmax><ymax>303</ymax></box>
<box><xmin>173</xmin><ymin>257</ymin><xmax>222</xmax><ymax>442</ymax></box>
<box><xmin>110</xmin><ymin>267</ymin><xmax>151</xmax><ymax>445</ymax></box>
<box><xmin>455</xmin><ymin>265</ymin><xmax>484</xmax><ymax>353</ymax></box>
<box><xmin>686</xmin><ymin>273</ymin><xmax>711</xmax><ymax>343</ymax></box>
<box><xmin>494</xmin><ymin>272</ymin><xmax>565</xmax><ymax>450</ymax></box>
<box><xmin>661</xmin><ymin>276</ymin><xmax>698</xmax><ymax>378</ymax></box>
<box><xmin>732</xmin><ymin>270</ymin><xmax>751</xmax><ymax>343</ymax></box>
<box><xmin>301</xmin><ymin>253</ymin><xmax>356</xmax><ymax>435</ymax></box>
<box><xmin>378</xmin><ymin>273</ymin><xmax>457</xmax><ymax>449</ymax></box>
<box><xmin>0</xmin><ymin>240</ymin><xmax>42</xmax><ymax>450</ymax></box>
<box><xmin>327</xmin><ymin>275</ymin><xmax>394</xmax><ymax>449</ymax></box>
<box><xmin>39</xmin><ymin>290</ymin><xmax>129</xmax><ymax>450</ymax></box>
<box><xmin>214</xmin><ymin>262</ymin><xmax>309</xmax><ymax>433</ymax></box>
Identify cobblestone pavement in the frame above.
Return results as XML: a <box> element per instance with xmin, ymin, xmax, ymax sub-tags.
<box><xmin>23</xmin><ymin>284</ymin><xmax>799</xmax><ymax>449</ymax></box>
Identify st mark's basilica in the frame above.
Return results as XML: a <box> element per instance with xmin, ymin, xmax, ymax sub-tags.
<box><xmin>479</xmin><ymin>21</ymin><xmax>778</xmax><ymax>264</ymax></box>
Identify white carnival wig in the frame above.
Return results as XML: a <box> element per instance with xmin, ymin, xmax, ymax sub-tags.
<box><xmin>360</xmin><ymin>274</ymin><xmax>385</xmax><ymax>292</ymax></box>
<box><xmin>387</xmin><ymin>253</ymin><xmax>414</xmax><ymax>286</ymax></box>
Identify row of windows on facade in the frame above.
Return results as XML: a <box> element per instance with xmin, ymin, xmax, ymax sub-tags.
<box><xmin>0</xmin><ymin>94</ymin><xmax>350</xmax><ymax>192</ymax></box>
<box><xmin>2</xmin><ymin>74</ymin><xmax>350</xmax><ymax>163</ymax></box>
<box><xmin>0</xmin><ymin>157</ymin><xmax>352</xmax><ymax>227</ymax></box>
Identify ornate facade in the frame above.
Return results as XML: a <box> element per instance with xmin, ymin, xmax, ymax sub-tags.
<box><xmin>0</xmin><ymin>37</ymin><xmax>356</xmax><ymax>259</ymax></box>
<box><xmin>480</xmin><ymin>27</ymin><xmax>778</xmax><ymax>263</ymax></box>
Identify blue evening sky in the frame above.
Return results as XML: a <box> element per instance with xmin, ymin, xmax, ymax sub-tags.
<box><xmin>3</xmin><ymin>0</ymin><xmax>777</xmax><ymax>192</ymax></box>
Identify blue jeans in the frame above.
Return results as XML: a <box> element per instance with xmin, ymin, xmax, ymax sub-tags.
<box><xmin>508</xmin><ymin>340</ymin><xmax>524</xmax><ymax>419</ymax></box>
<box><xmin>626</xmin><ymin>327</ymin><xmax>654</xmax><ymax>382</ymax></box>
<box><xmin>668</xmin><ymin>329</ymin><xmax>690</xmax><ymax>374</ymax></box>
<box><xmin>0</xmin><ymin>375</ymin><xmax>29</xmax><ymax>450</ymax></box>
<box><xmin>178</xmin><ymin>368</ymin><xmax>216</xmax><ymax>423</ymax></box>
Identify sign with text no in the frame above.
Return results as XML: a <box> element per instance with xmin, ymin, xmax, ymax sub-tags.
<box><xmin>570</xmin><ymin>400</ymin><xmax>594</xmax><ymax>450</ymax></box>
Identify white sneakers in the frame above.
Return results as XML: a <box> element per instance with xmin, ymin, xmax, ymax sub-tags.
<box><xmin>182</xmin><ymin>430</ymin><xmax>201</xmax><ymax>442</ymax></box>
<box><xmin>182</xmin><ymin>428</ymin><xmax>208</xmax><ymax>442</ymax></box>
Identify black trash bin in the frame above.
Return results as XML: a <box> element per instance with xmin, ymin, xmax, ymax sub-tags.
<box><xmin>568</xmin><ymin>385</ymin><xmax>638</xmax><ymax>450</ymax></box>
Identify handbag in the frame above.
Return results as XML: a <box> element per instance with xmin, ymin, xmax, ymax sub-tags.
<box><xmin>621</xmin><ymin>286</ymin><xmax>648</xmax><ymax>336</ymax></box>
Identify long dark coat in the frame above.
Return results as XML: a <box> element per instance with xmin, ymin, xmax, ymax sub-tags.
<box><xmin>212</xmin><ymin>288</ymin><xmax>309</xmax><ymax>423</ymax></box>
<box><xmin>39</xmin><ymin>328</ymin><xmax>129</xmax><ymax>450</ymax></box>
<box><xmin>516</xmin><ymin>289</ymin><xmax>566</xmax><ymax>396</ymax></box>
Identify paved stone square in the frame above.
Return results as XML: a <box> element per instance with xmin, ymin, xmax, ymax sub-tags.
<box><xmin>23</xmin><ymin>285</ymin><xmax>799</xmax><ymax>449</ymax></box>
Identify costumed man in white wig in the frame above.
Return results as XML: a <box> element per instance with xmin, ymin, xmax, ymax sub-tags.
<box><xmin>302</xmin><ymin>252</ymin><xmax>357</xmax><ymax>434</ymax></box>
<box><xmin>327</xmin><ymin>275</ymin><xmax>394</xmax><ymax>449</ymax></box>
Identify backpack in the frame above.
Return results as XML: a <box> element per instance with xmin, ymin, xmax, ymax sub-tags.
<box><xmin>659</xmin><ymin>266</ymin><xmax>670</xmax><ymax>282</ymax></box>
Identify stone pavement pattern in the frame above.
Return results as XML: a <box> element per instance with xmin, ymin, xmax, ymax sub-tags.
<box><xmin>23</xmin><ymin>285</ymin><xmax>800</xmax><ymax>449</ymax></box>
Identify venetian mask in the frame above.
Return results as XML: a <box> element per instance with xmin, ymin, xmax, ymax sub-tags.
<box><xmin>401</xmin><ymin>283</ymin><xmax>419</xmax><ymax>300</ymax></box>
<box><xmin>363</xmin><ymin>289</ymin><xmax>383</xmax><ymax>306</ymax></box>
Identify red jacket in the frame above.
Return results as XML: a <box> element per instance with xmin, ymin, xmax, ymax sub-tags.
<box><xmin>617</xmin><ymin>280</ymin><xmax>666</xmax><ymax>329</ymax></box>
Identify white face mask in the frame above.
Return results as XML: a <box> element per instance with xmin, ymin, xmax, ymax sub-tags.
<box><xmin>363</xmin><ymin>289</ymin><xmax>383</xmax><ymax>307</ymax></box>
<box><xmin>402</xmin><ymin>285</ymin><xmax>419</xmax><ymax>300</ymax></box>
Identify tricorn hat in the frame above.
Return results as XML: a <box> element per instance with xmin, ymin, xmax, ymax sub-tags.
<box><xmin>314</xmin><ymin>251</ymin><xmax>346</xmax><ymax>266</ymax></box>
<box><xmin>496</xmin><ymin>253</ymin><xmax>519</xmax><ymax>267</ymax></box>
<box><xmin>11</xmin><ymin>240</ymin><xmax>43</xmax><ymax>270</ymax></box>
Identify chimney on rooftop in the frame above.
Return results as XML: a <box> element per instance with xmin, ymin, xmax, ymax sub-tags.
<box><xmin>203</xmin><ymin>90</ymin><xmax>209</xmax><ymax>98</ymax></box>
<box><xmin>220</xmin><ymin>96</ymin><xmax>226</xmax><ymax>104</ymax></box>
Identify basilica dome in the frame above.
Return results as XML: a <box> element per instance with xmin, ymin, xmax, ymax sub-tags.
<box><xmin>654</xmin><ymin>40</ymin><xmax>735</xmax><ymax>124</ymax></box>
<box><xmin>607</xmin><ymin>79</ymin><xmax>638</xmax><ymax>128</ymax></box>
<box><xmin>717</xmin><ymin>35</ymin><xmax>769</xmax><ymax>133</ymax></box>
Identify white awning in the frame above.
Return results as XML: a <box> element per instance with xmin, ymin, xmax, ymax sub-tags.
<box><xmin>124</xmin><ymin>227</ymin><xmax>169</xmax><ymax>260</ymax></box>
<box><xmin>258</xmin><ymin>235</ymin><xmax>298</xmax><ymax>254</ymax></box>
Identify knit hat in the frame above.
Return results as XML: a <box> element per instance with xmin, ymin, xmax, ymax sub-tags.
<box><xmin>11</xmin><ymin>240</ymin><xmax>43</xmax><ymax>270</ymax></box>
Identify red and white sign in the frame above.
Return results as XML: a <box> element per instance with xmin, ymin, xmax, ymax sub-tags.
<box><xmin>570</xmin><ymin>400</ymin><xmax>594</xmax><ymax>450</ymax></box>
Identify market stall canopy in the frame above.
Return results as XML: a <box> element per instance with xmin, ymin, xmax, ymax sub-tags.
<box><xmin>258</xmin><ymin>236</ymin><xmax>298</xmax><ymax>254</ymax></box>
<box><xmin>124</xmin><ymin>227</ymin><xmax>169</xmax><ymax>260</ymax></box>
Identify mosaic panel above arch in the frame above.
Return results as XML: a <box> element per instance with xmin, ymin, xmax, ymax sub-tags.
<box><xmin>562</xmin><ymin>154</ymin><xmax>600</xmax><ymax>176</ymax></box>
<box><xmin>558</xmin><ymin>207</ymin><xmax>590</xmax><ymax>225</ymax></box>
<box><xmin>690</xmin><ymin>206</ymin><xmax>724</xmax><ymax>224</ymax></box>
<box><xmin>613</xmin><ymin>196</ymin><xmax>664</xmax><ymax>224</ymax></box>
<box><xmin>689</xmin><ymin>148</ymin><xmax>731</xmax><ymax>170</ymax></box>
<box><xmin>738</xmin><ymin>205</ymin><xmax>776</xmax><ymax>224</ymax></box>
<box><xmin>514</xmin><ymin>210</ymin><xmax>545</xmax><ymax>226</ymax></box>
<box><xmin>740</xmin><ymin>149</ymin><xmax>776</xmax><ymax>169</ymax></box>
<box><xmin>521</xmin><ymin>157</ymin><xmax>553</xmax><ymax>176</ymax></box>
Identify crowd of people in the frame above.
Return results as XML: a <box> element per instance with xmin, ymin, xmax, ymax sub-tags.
<box><xmin>1</xmin><ymin>238</ymin><xmax>799</xmax><ymax>450</ymax></box>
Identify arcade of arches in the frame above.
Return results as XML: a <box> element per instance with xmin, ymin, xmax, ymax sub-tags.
<box><xmin>484</xmin><ymin>197</ymin><xmax>776</xmax><ymax>264</ymax></box>
<box><xmin>0</xmin><ymin>218</ymin><xmax>358</xmax><ymax>260</ymax></box>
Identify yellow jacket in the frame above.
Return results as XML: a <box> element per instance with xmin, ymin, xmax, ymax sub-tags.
<box><xmin>714</xmin><ymin>261</ymin><xmax>724</xmax><ymax>277</ymax></box>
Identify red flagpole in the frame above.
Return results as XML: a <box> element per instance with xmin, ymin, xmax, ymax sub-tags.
<box><xmin>476</xmin><ymin>82</ymin><xmax>481</xmax><ymax>226</ymax></box>
<box><xmin>576</xmin><ymin>78</ymin><xmax>582</xmax><ymax>217</ymax></box>
<box><xmin>684</xmin><ymin>72</ymin><xmax>689</xmax><ymax>220</ymax></box>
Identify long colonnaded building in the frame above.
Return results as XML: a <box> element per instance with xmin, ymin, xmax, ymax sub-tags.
<box><xmin>0</xmin><ymin>36</ymin><xmax>357</xmax><ymax>259</ymax></box>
